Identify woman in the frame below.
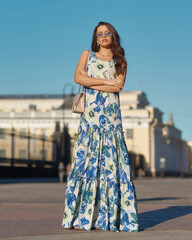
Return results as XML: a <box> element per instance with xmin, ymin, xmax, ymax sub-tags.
<box><xmin>61</xmin><ymin>21</ymin><xmax>139</xmax><ymax>232</ymax></box>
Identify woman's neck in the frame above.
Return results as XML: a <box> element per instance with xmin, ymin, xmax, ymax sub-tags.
<box><xmin>98</xmin><ymin>46</ymin><xmax>112</xmax><ymax>57</ymax></box>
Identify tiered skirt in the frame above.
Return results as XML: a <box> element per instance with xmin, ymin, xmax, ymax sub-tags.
<box><xmin>61</xmin><ymin>123</ymin><xmax>139</xmax><ymax>232</ymax></box>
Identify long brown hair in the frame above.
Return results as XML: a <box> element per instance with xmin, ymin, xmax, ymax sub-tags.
<box><xmin>91</xmin><ymin>21</ymin><xmax>127</xmax><ymax>75</ymax></box>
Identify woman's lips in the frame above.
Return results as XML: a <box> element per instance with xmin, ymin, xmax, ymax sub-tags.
<box><xmin>102</xmin><ymin>39</ymin><xmax>108</xmax><ymax>42</ymax></box>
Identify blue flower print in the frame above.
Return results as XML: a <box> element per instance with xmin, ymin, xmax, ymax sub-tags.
<box><xmin>131</xmin><ymin>213</ymin><xmax>138</xmax><ymax>223</ymax></box>
<box><xmin>101</xmin><ymin>219</ymin><xmax>107</xmax><ymax>229</ymax></box>
<box><xmin>77</xmin><ymin>131</ymin><xmax>87</xmax><ymax>145</ymax></box>
<box><xmin>93</xmin><ymin>105</ymin><xmax>101</xmax><ymax>113</ymax></box>
<box><xmin>99</xmin><ymin>115</ymin><xmax>107</xmax><ymax>127</ymax></box>
<box><xmin>86</xmin><ymin>88</ymin><xmax>95</xmax><ymax>95</ymax></box>
<box><xmin>85</xmin><ymin>166</ymin><xmax>96</xmax><ymax>179</ymax></box>
<box><xmin>88</xmin><ymin>110</ymin><xmax>95</xmax><ymax>118</ymax></box>
<box><xmin>98</xmin><ymin>215</ymin><xmax>106</xmax><ymax>226</ymax></box>
<box><xmin>99</xmin><ymin>206</ymin><xmax>106</xmax><ymax>215</ymax></box>
<box><xmin>80</xmin><ymin>202</ymin><xmax>87</xmax><ymax>214</ymax></box>
<box><xmin>77</xmin><ymin>149</ymin><xmax>86</xmax><ymax>160</ymax></box>
<box><xmin>90</xmin><ymin>92</ymin><xmax>107</xmax><ymax>106</ymax></box>
<box><xmin>115</xmin><ymin>123</ymin><xmax>123</xmax><ymax>132</ymax></box>
<box><xmin>97</xmin><ymin>64</ymin><xmax>104</xmax><ymax>70</ymax></box>
<box><xmin>67</xmin><ymin>193</ymin><xmax>76</xmax><ymax>206</ymax></box>
<box><xmin>102</xmin><ymin>145</ymin><xmax>110</xmax><ymax>158</ymax></box>
<box><xmin>75</xmin><ymin>158</ymin><xmax>85</xmax><ymax>173</ymax></box>
<box><xmin>80</xmin><ymin>113</ymin><xmax>88</xmax><ymax>125</ymax></box>
<box><xmin>83</xmin><ymin>187</ymin><xmax>93</xmax><ymax>204</ymax></box>
<box><xmin>112</xmin><ymin>145</ymin><xmax>117</xmax><ymax>155</ymax></box>
<box><xmin>128</xmin><ymin>194</ymin><xmax>134</xmax><ymax>200</ymax></box>
<box><xmin>120</xmin><ymin>212</ymin><xmax>129</xmax><ymax>226</ymax></box>
<box><xmin>90</xmin><ymin>155</ymin><xmax>96</xmax><ymax>165</ymax></box>
<box><xmin>122</xmin><ymin>151</ymin><xmax>129</xmax><ymax>164</ymax></box>
<box><xmin>104</xmin><ymin>103</ymin><xmax>118</xmax><ymax>116</ymax></box>
<box><xmin>109</xmin><ymin>124</ymin><xmax>114</xmax><ymax>131</ymax></box>
<box><xmin>80</xmin><ymin>217</ymin><xmax>90</xmax><ymax>226</ymax></box>
<box><xmin>100</xmin><ymin>154</ymin><xmax>106</xmax><ymax>167</ymax></box>
<box><xmin>70</xmin><ymin>185</ymin><xmax>75</xmax><ymax>193</ymax></box>
<box><xmin>120</xmin><ymin>168</ymin><xmax>129</xmax><ymax>183</ymax></box>
<box><xmin>114</xmin><ymin>108</ymin><xmax>122</xmax><ymax>121</ymax></box>
<box><xmin>113</xmin><ymin>183</ymin><xmax>118</xmax><ymax>196</ymax></box>
<box><xmin>105</xmin><ymin>168</ymin><xmax>112</xmax><ymax>177</ymax></box>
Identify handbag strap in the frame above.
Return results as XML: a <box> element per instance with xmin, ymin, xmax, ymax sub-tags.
<box><xmin>78</xmin><ymin>84</ymin><xmax>83</xmax><ymax>93</ymax></box>
<box><xmin>78</xmin><ymin>50</ymin><xmax>92</xmax><ymax>93</ymax></box>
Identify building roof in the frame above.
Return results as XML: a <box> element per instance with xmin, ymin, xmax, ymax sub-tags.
<box><xmin>0</xmin><ymin>94</ymin><xmax>73</xmax><ymax>99</ymax></box>
<box><xmin>0</xmin><ymin>91</ymin><xmax>143</xmax><ymax>100</ymax></box>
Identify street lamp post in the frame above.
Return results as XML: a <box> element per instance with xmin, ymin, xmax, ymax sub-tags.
<box><xmin>11</xmin><ymin>121</ymin><xmax>15</xmax><ymax>167</ymax></box>
<box><xmin>27</xmin><ymin>127</ymin><xmax>31</xmax><ymax>167</ymax></box>
<box><xmin>62</xmin><ymin>83</ymin><xmax>74</xmax><ymax>178</ymax></box>
<box><xmin>62</xmin><ymin>83</ymin><xmax>74</xmax><ymax>128</ymax></box>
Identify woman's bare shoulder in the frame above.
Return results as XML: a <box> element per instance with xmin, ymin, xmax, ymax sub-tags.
<box><xmin>81</xmin><ymin>49</ymin><xmax>89</xmax><ymax>57</ymax></box>
<box><xmin>75</xmin><ymin>50</ymin><xmax>90</xmax><ymax>69</ymax></box>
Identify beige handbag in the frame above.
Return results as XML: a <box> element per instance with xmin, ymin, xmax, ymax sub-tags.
<box><xmin>72</xmin><ymin>85</ymin><xmax>85</xmax><ymax>114</ymax></box>
<box><xmin>72</xmin><ymin>50</ymin><xmax>91</xmax><ymax>114</ymax></box>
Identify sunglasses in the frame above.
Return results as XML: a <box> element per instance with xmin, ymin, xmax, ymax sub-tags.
<box><xmin>96</xmin><ymin>31</ymin><xmax>112</xmax><ymax>38</ymax></box>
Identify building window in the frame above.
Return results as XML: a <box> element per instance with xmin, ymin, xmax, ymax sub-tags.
<box><xmin>29</xmin><ymin>104</ymin><xmax>36</xmax><ymax>111</ymax></box>
<box><xmin>126</xmin><ymin>129</ymin><xmax>133</xmax><ymax>139</ymax></box>
<box><xmin>40</xmin><ymin>150</ymin><xmax>47</xmax><ymax>160</ymax></box>
<box><xmin>20</xmin><ymin>129</ymin><xmax>26</xmax><ymax>139</ymax></box>
<box><xmin>19</xmin><ymin>150</ymin><xmax>26</xmax><ymax>159</ymax></box>
<box><xmin>41</xmin><ymin>129</ymin><xmax>46</xmax><ymax>138</ymax></box>
<box><xmin>0</xmin><ymin>129</ymin><xmax>5</xmax><ymax>139</ymax></box>
<box><xmin>0</xmin><ymin>150</ymin><xmax>6</xmax><ymax>158</ymax></box>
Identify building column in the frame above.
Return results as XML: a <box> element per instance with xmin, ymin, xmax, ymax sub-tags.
<box><xmin>150</xmin><ymin>119</ymin><xmax>158</xmax><ymax>177</ymax></box>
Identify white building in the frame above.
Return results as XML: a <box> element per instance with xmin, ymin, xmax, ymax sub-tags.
<box><xmin>0</xmin><ymin>91</ymin><xmax>191</xmax><ymax>177</ymax></box>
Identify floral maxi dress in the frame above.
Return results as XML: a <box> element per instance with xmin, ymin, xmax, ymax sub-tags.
<box><xmin>61</xmin><ymin>50</ymin><xmax>139</xmax><ymax>232</ymax></box>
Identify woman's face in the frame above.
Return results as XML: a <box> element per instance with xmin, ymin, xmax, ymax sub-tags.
<box><xmin>96</xmin><ymin>25</ymin><xmax>113</xmax><ymax>48</ymax></box>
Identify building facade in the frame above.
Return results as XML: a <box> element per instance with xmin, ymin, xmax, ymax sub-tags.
<box><xmin>0</xmin><ymin>91</ymin><xmax>191</xmax><ymax>177</ymax></box>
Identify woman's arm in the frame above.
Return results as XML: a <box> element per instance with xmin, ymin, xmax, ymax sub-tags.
<box><xmin>74</xmin><ymin>49</ymin><xmax>126</xmax><ymax>91</ymax></box>
<box><xmin>74</xmin><ymin>50</ymin><xmax>109</xmax><ymax>87</ymax></box>
<box><xmin>89</xmin><ymin>85</ymin><xmax>122</xmax><ymax>92</ymax></box>
<box><xmin>84</xmin><ymin>60</ymin><xmax>127</xmax><ymax>93</ymax></box>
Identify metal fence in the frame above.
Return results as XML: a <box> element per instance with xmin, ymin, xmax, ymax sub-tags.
<box><xmin>0</xmin><ymin>123</ymin><xmax>144</xmax><ymax>179</ymax></box>
<box><xmin>0</xmin><ymin>123</ymin><xmax>71</xmax><ymax>178</ymax></box>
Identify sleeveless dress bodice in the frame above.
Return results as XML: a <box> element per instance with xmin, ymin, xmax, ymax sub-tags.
<box><xmin>80</xmin><ymin>50</ymin><xmax>123</xmax><ymax>133</ymax></box>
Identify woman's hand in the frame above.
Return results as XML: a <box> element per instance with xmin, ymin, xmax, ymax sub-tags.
<box><xmin>79</xmin><ymin>67</ymin><xmax>124</xmax><ymax>90</ymax></box>
<box><xmin>105</xmin><ymin>78</ymin><xmax>124</xmax><ymax>89</ymax></box>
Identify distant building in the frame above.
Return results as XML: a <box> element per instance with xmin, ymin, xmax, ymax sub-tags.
<box><xmin>0</xmin><ymin>91</ymin><xmax>191</xmax><ymax>177</ymax></box>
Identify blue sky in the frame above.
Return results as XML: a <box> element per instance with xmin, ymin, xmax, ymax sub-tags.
<box><xmin>0</xmin><ymin>0</ymin><xmax>191</xmax><ymax>141</ymax></box>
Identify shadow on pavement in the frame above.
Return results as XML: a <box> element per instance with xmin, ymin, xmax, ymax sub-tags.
<box><xmin>138</xmin><ymin>205</ymin><xmax>192</xmax><ymax>230</ymax></box>
<box><xmin>0</xmin><ymin>178</ymin><xmax>59</xmax><ymax>184</ymax></box>
<box><xmin>138</xmin><ymin>197</ymin><xmax>184</xmax><ymax>202</ymax></box>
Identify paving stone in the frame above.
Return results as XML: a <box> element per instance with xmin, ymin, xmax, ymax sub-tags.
<box><xmin>0</xmin><ymin>177</ymin><xmax>191</xmax><ymax>240</ymax></box>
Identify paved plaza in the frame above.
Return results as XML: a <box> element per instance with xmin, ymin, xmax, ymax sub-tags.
<box><xmin>0</xmin><ymin>177</ymin><xmax>192</xmax><ymax>240</ymax></box>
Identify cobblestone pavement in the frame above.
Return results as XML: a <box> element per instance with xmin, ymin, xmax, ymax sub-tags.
<box><xmin>0</xmin><ymin>177</ymin><xmax>192</xmax><ymax>240</ymax></box>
